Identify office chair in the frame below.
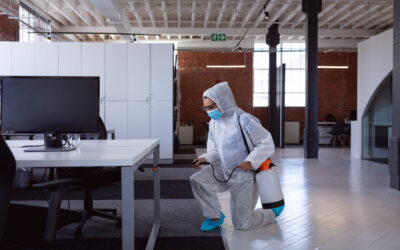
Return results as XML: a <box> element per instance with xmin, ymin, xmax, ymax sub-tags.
<box><xmin>0</xmin><ymin>135</ymin><xmax>79</xmax><ymax>247</ymax></box>
<box><xmin>0</xmin><ymin>134</ymin><xmax>16</xmax><ymax>242</ymax></box>
<box><xmin>328</xmin><ymin>121</ymin><xmax>346</xmax><ymax>147</ymax></box>
<box><xmin>57</xmin><ymin>117</ymin><xmax>122</xmax><ymax>237</ymax></box>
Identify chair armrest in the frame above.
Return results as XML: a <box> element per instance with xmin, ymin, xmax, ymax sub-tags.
<box><xmin>32</xmin><ymin>178</ymin><xmax>80</xmax><ymax>190</ymax></box>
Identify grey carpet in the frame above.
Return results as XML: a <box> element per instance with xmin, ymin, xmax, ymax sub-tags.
<box><xmin>55</xmin><ymin>199</ymin><xmax>219</xmax><ymax>239</ymax></box>
<box><xmin>11</xmin><ymin>180</ymin><xmax>194</xmax><ymax>200</ymax></box>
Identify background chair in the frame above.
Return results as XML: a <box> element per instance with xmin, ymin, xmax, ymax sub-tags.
<box><xmin>56</xmin><ymin>117</ymin><xmax>122</xmax><ymax>237</ymax></box>
<box><xmin>325</xmin><ymin>114</ymin><xmax>337</xmax><ymax>122</ymax></box>
<box><xmin>328</xmin><ymin>121</ymin><xmax>346</xmax><ymax>147</ymax></box>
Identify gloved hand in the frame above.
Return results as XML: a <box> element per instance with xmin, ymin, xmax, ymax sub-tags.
<box><xmin>238</xmin><ymin>161</ymin><xmax>252</xmax><ymax>171</ymax></box>
<box><xmin>192</xmin><ymin>157</ymin><xmax>206</xmax><ymax>169</ymax></box>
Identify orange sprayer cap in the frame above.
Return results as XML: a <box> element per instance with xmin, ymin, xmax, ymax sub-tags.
<box><xmin>259</xmin><ymin>158</ymin><xmax>272</xmax><ymax>171</ymax></box>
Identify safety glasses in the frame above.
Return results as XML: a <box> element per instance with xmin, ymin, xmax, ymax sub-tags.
<box><xmin>201</xmin><ymin>103</ymin><xmax>218</xmax><ymax>112</ymax></box>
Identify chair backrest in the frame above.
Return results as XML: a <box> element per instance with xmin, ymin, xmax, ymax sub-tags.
<box><xmin>330</xmin><ymin>121</ymin><xmax>345</xmax><ymax>135</ymax></box>
<box><xmin>97</xmin><ymin>116</ymin><xmax>107</xmax><ymax>140</ymax></box>
<box><xmin>0</xmin><ymin>135</ymin><xmax>16</xmax><ymax>241</ymax></box>
<box><xmin>81</xmin><ymin>116</ymin><xmax>107</xmax><ymax>140</ymax></box>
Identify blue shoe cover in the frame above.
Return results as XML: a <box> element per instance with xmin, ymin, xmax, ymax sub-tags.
<box><xmin>272</xmin><ymin>205</ymin><xmax>285</xmax><ymax>217</ymax></box>
<box><xmin>201</xmin><ymin>212</ymin><xmax>225</xmax><ymax>232</ymax></box>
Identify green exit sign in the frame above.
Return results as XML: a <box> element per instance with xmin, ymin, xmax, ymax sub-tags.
<box><xmin>211</xmin><ymin>33</ymin><xmax>226</xmax><ymax>41</ymax></box>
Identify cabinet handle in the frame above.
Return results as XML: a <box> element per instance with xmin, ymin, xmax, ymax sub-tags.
<box><xmin>146</xmin><ymin>96</ymin><xmax>151</xmax><ymax>105</ymax></box>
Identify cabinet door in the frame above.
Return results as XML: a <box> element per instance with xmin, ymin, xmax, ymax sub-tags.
<box><xmin>59</xmin><ymin>43</ymin><xmax>82</xmax><ymax>76</ymax></box>
<box><xmin>128</xmin><ymin>44</ymin><xmax>150</xmax><ymax>101</ymax></box>
<box><xmin>105</xmin><ymin>43</ymin><xmax>127</xmax><ymax>101</ymax></box>
<box><xmin>35</xmin><ymin>43</ymin><xmax>59</xmax><ymax>76</ymax></box>
<box><xmin>11</xmin><ymin>43</ymin><xmax>35</xmax><ymax>75</ymax></box>
<box><xmin>105</xmin><ymin>101</ymin><xmax>127</xmax><ymax>139</ymax></box>
<box><xmin>0</xmin><ymin>42</ymin><xmax>12</xmax><ymax>75</ymax></box>
<box><xmin>151</xmin><ymin>100</ymin><xmax>173</xmax><ymax>159</ymax></box>
<box><xmin>82</xmin><ymin>43</ymin><xmax>105</xmax><ymax>119</ymax></box>
<box><xmin>127</xmin><ymin>101</ymin><xmax>150</xmax><ymax>139</ymax></box>
<box><xmin>150</xmin><ymin>44</ymin><xmax>173</xmax><ymax>101</ymax></box>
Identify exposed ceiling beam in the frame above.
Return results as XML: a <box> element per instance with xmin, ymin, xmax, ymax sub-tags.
<box><xmin>49</xmin><ymin>0</ymin><xmax>80</xmax><ymax>26</ymax></box>
<box><xmin>376</xmin><ymin>15</ymin><xmax>393</xmax><ymax>29</ymax></box>
<box><xmin>340</xmin><ymin>3</ymin><xmax>381</xmax><ymax>28</ymax></box>
<box><xmin>61</xmin><ymin>26</ymin><xmax>382</xmax><ymax>38</ymax></box>
<box><xmin>191</xmin><ymin>0</ymin><xmax>195</xmax><ymax>28</ymax></box>
<box><xmin>155</xmin><ymin>38</ymin><xmax>362</xmax><ymax>50</ymax></box>
<box><xmin>128</xmin><ymin>2</ymin><xmax>142</xmax><ymax>28</ymax></box>
<box><xmin>161</xmin><ymin>1</ymin><xmax>168</xmax><ymax>27</ymax></box>
<box><xmin>266</xmin><ymin>3</ymin><xmax>291</xmax><ymax>30</ymax></box>
<box><xmin>279</xmin><ymin>4</ymin><xmax>301</xmax><ymax>27</ymax></box>
<box><xmin>144</xmin><ymin>0</ymin><xmax>155</xmax><ymax>27</ymax></box>
<box><xmin>216</xmin><ymin>0</ymin><xmax>227</xmax><ymax>28</ymax></box>
<box><xmin>203</xmin><ymin>0</ymin><xmax>212</xmax><ymax>28</ymax></box>
<box><xmin>327</xmin><ymin>4</ymin><xmax>365</xmax><ymax>28</ymax></box>
<box><xmin>352</xmin><ymin>3</ymin><xmax>392</xmax><ymax>29</ymax></box>
<box><xmin>160</xmin><ymin>1</ymin><xmax>170</xmax><ymax>39</ymax></box>
<box><xmin>313</xmin><ymin>3</ymin><xmax>336</xmax><ymax>28</ymax></box>
<box><xmin>177</xmin><ymin>0</ymin><xmax>181</xmax><ymax>28</ymax></box>
<box><xmin>29</xmin><ymin>0</ymin><xmax>67</xmax><ymax>28</ymax></box>
<box><xmin>79</xmin><ymin>0</ymin><xmax>105</xmax><ymax>26</ymax></box>
<box><xmin>319</xmin><ymin>3</ymin><xmax>350</xmax><ymax>28</ymax></box>
<box><xmin>229</xmin><ymin>0</ymin><xmax>244</xmax><ymax>28</ymax></box>
<box><xmin>60</xmin><ymin>0</ymin><xmax>92</xmax><ymax>26</ymax></box>
<box><xmin>240</xmin><ymin>0</ymin><xmax>261</xmax><ymax>29</ymax></box>
<box><xmin>252</xmin><ymin>1</ymin><xmax>274</xmax><ymax>28</ymax></box>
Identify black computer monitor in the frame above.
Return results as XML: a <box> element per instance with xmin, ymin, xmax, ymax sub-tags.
<box><xmin>1</xmin><ymin>76</ymin><xmax>99</xmax><ymax>151</ymax></box>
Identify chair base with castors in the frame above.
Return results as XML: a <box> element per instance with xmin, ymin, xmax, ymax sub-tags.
<box><xmin>73</xmin><ymin>190</ymin><xmax>122</xmax><ymax>237</ymax></box>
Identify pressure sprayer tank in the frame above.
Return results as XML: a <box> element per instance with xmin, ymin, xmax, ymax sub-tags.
<box><xmin>256</xmin><ymin>159</ymin><xmax>285</xmax><ymax>209</ymax></box>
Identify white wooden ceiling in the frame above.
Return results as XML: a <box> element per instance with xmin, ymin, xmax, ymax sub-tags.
<box><xmin>3</xmin><ymin>0</ymin><xmax>394</xmax><ymax>49</ymax></box>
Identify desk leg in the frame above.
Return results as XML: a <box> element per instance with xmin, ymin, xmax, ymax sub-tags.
<box><xmin>121</xmin><ymin>166</ymin><xmax>135</xmax><ymax>250</ymax></box>
<box><xmin>146</xmin><ymin>145</ymin><xmax>160</xmax><ymax>250</ymax></box>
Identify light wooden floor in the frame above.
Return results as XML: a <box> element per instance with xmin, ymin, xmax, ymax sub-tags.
<box><xmin>217</xmin><ymin>148</ymin><xmax>400</xmax><ymax>250</ymax></box>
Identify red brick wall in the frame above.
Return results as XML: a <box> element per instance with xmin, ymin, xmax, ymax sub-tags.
<box><xmin>0</xmin><ymin>13</ymin><xmax>19</xmax><ymax>41</ymax></box>
<box><xmin>178</xmin><ymin>51</ymin><xmax>357</xmax><ymax>144</ymax></box>
<box><xmin>318</xmin><ymin>52</ymin><xmax>357</xmax><ymax>121</ymax></box>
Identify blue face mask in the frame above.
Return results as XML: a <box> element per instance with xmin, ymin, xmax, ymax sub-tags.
<box><xmin>207</xmin><ymin>109</ymin><xmax>222</xmax><ymax>120</ymax></box>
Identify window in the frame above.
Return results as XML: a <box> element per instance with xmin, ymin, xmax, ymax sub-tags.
<box><xmin>253</xmin><ymin>42</ymin><xmax>306</xmax><ymax>107</ymax></box>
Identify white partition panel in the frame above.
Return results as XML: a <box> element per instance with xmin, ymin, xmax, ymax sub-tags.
<box><xmin>0</xmin><ymin>42</ymin><xmax>12</xmax><ymax>75</ymax></box>
<box><xmin>105</xmin><ymin>43</ymin><xmax>127</xmax><ymax>101</ymax></box>
<box><xmin>82</xmin><ymin>43</ymin><xmax>105</xmax><ymax>119</ymax></box>
<box><xmin>35</xmin><ymin>43</ymin><xmax>59</xmax><ymax>76</ymax></box>
<box><xmin>127</xmin><ymin>101</ymin><xmax>150</xmax><ymax>139</ymax></box>
<box><xmin>105</xmin><ymin>101</ymin><xmax>128</xmax><ymax>139</ymax></box>
<box><xmin>150</xmin><ymin>44</ymin><xmax>173</xmax><ymax>101</ymax></box>
<box><xmin>11</xmin><ymin>43</ymin><xmax>35</xmax><ymax>75</ymax></box>
<box><xmin>59</xmin><ymin>43</ymin><xmax>82</xmax><ymax>76</ymax></box>
<box><xmin>128</xmin><ymin>44</ymin><xmax>150</xmax><ymax>101</ymax></box>
<box><xmin>151</xmin><ymin>101</ymin><xmax>173</xmax><ymax>158</ymax></box>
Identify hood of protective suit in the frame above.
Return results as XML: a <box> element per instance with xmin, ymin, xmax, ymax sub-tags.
<box><xmin>203</xmin><ymin>82</ymin><xmax>237</xmax><ymax>114</ymax></box>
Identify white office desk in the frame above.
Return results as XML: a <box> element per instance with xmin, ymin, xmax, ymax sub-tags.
<box><xmin>7</xmin><ymin>139</ymin><xmax>161</xmax><ymax>250</ymax></box>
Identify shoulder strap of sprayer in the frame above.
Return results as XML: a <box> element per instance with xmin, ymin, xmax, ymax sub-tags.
<box><xmin>238</xmin><ymin>115</ymin><xmax>257</xmax><ymax>182</ymax></box>
<box><xmin>238</xmin><ymin>115</ymin><xmax>274</xmax><ymax>180</ymax></box>
<box><xmin>238</xmin><ymin>115</ymin><xmax>250</xmax><ymax>154</ymax></box>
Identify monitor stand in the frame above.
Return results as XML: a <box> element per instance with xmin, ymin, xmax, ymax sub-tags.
<box><xmin>24</xmin><ymin>133</ymin><xmax>77</xmax><ymax>152</ymax></box>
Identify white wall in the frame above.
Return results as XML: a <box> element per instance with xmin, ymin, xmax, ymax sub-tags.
<box><xmin>351</xmin><ymin>29</ymin><xmax>393</xmax><ymax>158</ymax></box>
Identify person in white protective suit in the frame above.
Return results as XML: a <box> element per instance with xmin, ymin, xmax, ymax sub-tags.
<box><xmin>190</xmin><ymin>81</ymin><xmax>283</xmax><ymax>232</ymax></box>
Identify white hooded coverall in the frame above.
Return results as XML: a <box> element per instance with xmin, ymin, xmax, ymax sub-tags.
<box><xmin>190</xmin><ymin>82</ymin><xmax>276</xmax><ymax>230</ymax></box>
